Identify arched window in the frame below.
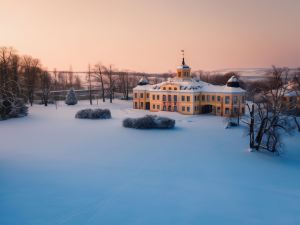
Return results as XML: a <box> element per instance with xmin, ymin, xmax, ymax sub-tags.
<box><xmin>168</xmin><ymin>105</ymin><xmax>172</xmax><ymax>111</ymax></box>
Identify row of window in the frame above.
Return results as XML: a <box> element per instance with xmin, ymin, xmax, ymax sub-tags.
<box><xmin>162</xmin><ymin>87</ymin><xmax>178</xmax><ymax>91</ymax></box>
<box><xmin>135</xmin><ymin>92</ymin><xmax>245</xmax><ymax>104</ymax></box>
<box><xmin>135</xmin><ymin>101</ymin><xmax>246</xmax><ymax>115</ymax></box>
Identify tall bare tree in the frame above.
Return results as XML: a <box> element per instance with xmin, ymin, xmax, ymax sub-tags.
<box><xmin>93</xmin><ymin>64</ymin><xmax>106</xmax><ymax>102</ymax></box>
<box><xmin>40</xmin><ymin>70</ymin><xmax>52</xmax><ymax>106</ymax></box>
<box><xmin>243</xmin><ymin>66</ymin><xmax>296</xmax><ymax>153</ymax></box>
<box><xmin>22</xmin><ymin>56</ymin><xmax>41</xmax><ymax>106</ymax></box>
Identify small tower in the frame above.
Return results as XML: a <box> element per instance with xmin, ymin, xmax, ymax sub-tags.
<box><xmin>227</xmin><ymin>76</ymin><xmax>240</xmax><ymax>88</ymax></box>
<box><xmin>176</xmin><ymin>50</ymin><xmax>191</xmax><ymax>79</ymax></box>
<box><xmin>138</xmin><ymin>76</ymin><xmax>149</xmax><ymax>86</ymax></box>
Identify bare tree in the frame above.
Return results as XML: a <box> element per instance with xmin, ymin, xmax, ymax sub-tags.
<box><xmin>118</xmin><ymin>71</ymin><xmax>130</xmax><ymax>100</ymax></box>
<box><xmin>67</xmin><ymin>66</ymin><xmax>74</xmax><ymax>88</ymax></box>
<box><xmin>93</xmin><ymin>64</ymin><xmax>106</xmax><ymax>102</ymax></box>
<box><xmin>0</xmin><ymin>47</ymin><xmax>27</xmax><ymax>120</ymax></box>
<box><xmin>22</xmin><ymin>56</ymin><xmax>41</xmax><ymax>106</ymax></box>
<box><xmin>74</xmin><ymin>75</ymin><xmax>82</xmax><ymax>90</ymax></box>
<box><xmin>243</xmin><ymin>66</ymin><xmax>296</xmax><ymax>154</ymax></box>
<box><xmin>103</xmin><ymin>65</ymin><xmax>115</xmax><ymax>103</ymax></box>
<box><xmin>40</xmin><ymin>70</ymin><xmax>52</xmax><ymax>106</ymax></box>
<box><xmin>87</xmin><ymin>64</ymin><xmax>93</xmax><ymax>105</ymax></box>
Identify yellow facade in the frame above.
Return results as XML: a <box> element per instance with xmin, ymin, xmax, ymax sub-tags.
<box><xmin>133</xmin><ymin>58</ymin><xmax>246</xmax><ymax>117</ymax></box>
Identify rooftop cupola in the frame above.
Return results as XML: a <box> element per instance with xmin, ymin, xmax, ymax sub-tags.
<box><xmin>176</xmin><ymin>50</ymin><xmax>191</xmax><ymax>79</ymax></box>
<box><xmin>138</xmin><ymin>76</ymin><xmax>149</xmax><ymax>86</ymax></box>
<box><xmin>227</xmin><ymin>76</ymin><xmax>240</xmax><ymax>88</ymax></box>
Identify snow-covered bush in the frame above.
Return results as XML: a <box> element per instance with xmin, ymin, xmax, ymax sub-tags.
<box><xmin>75</xmin><ymin>108</ymin><xmax>111</xmax><ymax>119</ymax></box>
<box><xmin>65</xmin><ymin>88</ymin><xmax>78</xmax><ymax>105</ymax></box>
<box><xmin>123</xmin><ymin>115</ymin><xmax>175</xmax><ymax>129</ymax></box>
<box><xmin>0</xmin><ymin>98</ymin><xmax>28</xmax><ymax>120</ymax></box>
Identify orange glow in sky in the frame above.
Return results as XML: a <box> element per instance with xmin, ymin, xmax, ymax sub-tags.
<box><xmin>0</xmin><ymin>0</ymin><xmax>299</xmax><ymax>72</ymax></box>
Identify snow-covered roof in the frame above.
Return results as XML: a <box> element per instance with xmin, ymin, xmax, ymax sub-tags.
<box><xmin>133</xmin><ymin>84</ymin><xmax>152</xmax><ymax>91</ymax></box>
<box><xmin>134</xmin><ymin>78</ymin><xmax>246</xmax><ymax>94</ymax></box>
<box><xmin>226</xmin><ymin>76</ymin><xmax>240</xmax><ymax>88</ymax></box>
<box><xmin>227</xmin><ymin>76</ymin><xmax>239</xmax><ymax>83</ymax></box>
<box><xmin>201</xmin><ymin>84</ymin><xmax>246</xmax><ymax>94</ymax></box>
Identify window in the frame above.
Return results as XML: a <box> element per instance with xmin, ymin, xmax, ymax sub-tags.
<box><xmin>141</xmin><ymin>102</ymin><xmax>144</xmax><ymax>108</ymax></box>
<box><xmin>163</xmin><ymin>87</ymin><xmax>166</xmax><ymax>90</ymax></box>
<box><xmin>187</xmin><ymin>107</ymin><xmax>190</xmax><ymax>112</ymax></box>
<box><xmin>174</xmin><ymin>95</ymin><xmax>177</xmax><ymax>102</ymax></box>
<box><xmin>174</xmin><ymin>87</ymin><xmax>177</xmax><ymax>90</ymax></box>
<box><xmin>207</xmin><ymin>95</ymin><xmax>210</xmax><ymax>102</ymax></box>
<box><xmin>135</xmin><ymin>102</ymin><xmax>137</xmax><ymax>108</ymax></box>
<box><xmin>233</xmin><ymin>96</ymin><xmax>238</xmax><ymax>104</ymax></box>
<box><xmin>140</xmin><ymin>93</ymin><xmax>143</xmax><ymax>98</ymax></box>
<box><xmin>225</xmin><ymin>96</ymin><xmax>230</xmax><ymax>104</ymax></box>
<box><xmin>212</xmin><ymin>96</ymin><xmax>215</xmax><ymax>101</ymax></box>
<box><xmin>157</xmin><ymin>105</ymin><xmax>160</xmax><ymax>110</ymax></box>
<box><xmin>157</xmin><ymin>95</ymin><xmax>160</xmax><ymax>100</ymax></box>
<box><xmin>174</xmin><ymin>106</ymin><xmax>177</xmax><ymax>112</ymax></box>
<box><xmin>152</xmin><ymin>95</ymin><xmax>155</xmax><ymax>100</ymax></box>
<box><xmin>178</xmin><ymin>72</ymin><xmax>181</xmax><ymax>77</ymax></box>
<box><xmin>194</xmin><ymin>96</ymin><xmax>197</xmax><ymax>101</ymax></box>
<box><xmin>242</xmin><ymin>107</ymin><xmax>245</xmax><ymax>114</ymax></box>
<box><xmin>153</xmin><ymin>104</ymin><xmax>156</xmax><ymax>109</ymax></box>
<box><xmin>182</xmin><ymin>106</ymin><xmax>185</xmax><ymax>111</ymax></box>
<box><xmin>134</xmin><ymin>93</ymin><xmax>137</xmax><ymax>98</ymax></box>
<box><xmin>163</xmin><ymin>95</ymin><xmax>166</xmax><ymax>101</ymax></box>
<box><xmin>217</xmin><ymin>107</ymin><xmax>220</xmax><ymax>113</ymax></box>
<box><xmin>202</xmin><ymin>95</ymin><xmax>205</xmax><ymax>101</ymax></box>
<box><xmin>169</xmin><ymin>87</ymin><xmax>172</xmax><ymax>90</ymax></box>
<box><xmin>225</xmin><ymin>108</ymin><xmax>229</xmax><ymax>114</ymax></box>
<box><xmin>233</xmin><ymin>107</ymin><xmax>238</xmax><ymax>114</ymax></box>
<box><xmin>163</xmin><ymin>105</ymin><xmax>166</xmax><ymax>111</ymax></box>
<box><xmin>182</xmin><ymin>96</ymin><xmax>185</xmax><ymax>101</ymax></box>
<box><xmin>146</xmin><ymin>93</ymin><xmax>149</xmax><ymax>98</ymax></box>
<box><xmin>187</xmin><ymin>96</ymin><xmax>190</xmax><ymax>102</ymax></box>
<box><xmin>168</xmin><ymin>105</ymin><xmax>171</xmax><ymax>111</ymax></box>
<box><xmin>197</xmin><ymin>96</ymin><xmax>200</xmax><ymax>101</ymax></box>
<box><xmin>194</xmin><ymin>106</ymin><xmax>197</xmax><ymax>111</ymax></box>
<box><xmin>217</xmin><ymin>96</ymin><xmax>221</xmax><ymax>102</ymax></box>
<box><xmin>168</xmin><ymin>95</ymin><xmax>171</xmax><ymax>101</ymax></box>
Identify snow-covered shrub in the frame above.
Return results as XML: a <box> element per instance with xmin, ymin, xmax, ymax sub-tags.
<box><xmin>123</xmin><ymin>115</ymin><xmax>175</xmax><ymax>129</ymax></box>
<box><xmin>65</xmin><ymin>88</ymin><xmax>78</xmax><ymax>105</ymax></box>
<box><xmin>75</xmin><ymin>108</ymin><xmax>111</xmax><ymax>119</ymax></box>
<box><xmin>0</xmin><ymin>98</ymin><xmax>28</xmax><ymax>120</ymax></box>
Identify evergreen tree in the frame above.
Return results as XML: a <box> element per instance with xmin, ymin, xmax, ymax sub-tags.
<box><xmin>65</xmin><ymin>88</ymin><xmax>77</xmax><ymax>105</ymax></box>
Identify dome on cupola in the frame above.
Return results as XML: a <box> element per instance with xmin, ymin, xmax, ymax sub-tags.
<box><xmin>227</xmin><ymin>76</ymin><xmax>240</xmax><ymax>88</ymax></box>
<box><xmin>176</xmin><ymin>50</ymin><xmax>191</xmax><ymax>79</ymax></box>
<box><xmin>138</xmin><ymin>76</ymin><xmax>149</xmax><ymax>85</ymax></box>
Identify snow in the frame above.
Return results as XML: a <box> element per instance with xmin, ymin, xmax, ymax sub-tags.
<box><xmin>0</xmin><ymin>100</ymin><xmax>300</xmax><ymax>225</ymax></box>
<box><xmin>136</xmin><ymin>78</ymin><xmax>246</xmax><ymax>94</ymax></box>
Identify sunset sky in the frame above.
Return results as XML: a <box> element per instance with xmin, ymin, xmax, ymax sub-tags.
<box><xmin>0</xmin><ymin>0</ymin><xmax>299</xmax><ymax>73</ymax></box>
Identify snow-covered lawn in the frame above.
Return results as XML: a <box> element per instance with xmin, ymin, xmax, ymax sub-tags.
<box><xmin>0</xmin><ymin>100</ymin><xmax>300</xmax><ymax>225</ymax></box>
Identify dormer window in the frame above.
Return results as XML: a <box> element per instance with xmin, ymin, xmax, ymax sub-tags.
<box><xmin>163</xmin><ymin>87</ymin><xmax>166</xmax><ymax>90</ymax></box>
<box><xmin>178</xmin><ymin>72</ymin><xmax>181</xmax><ymax>77</ymax></box>
<box><xmin>169</xmin><ymin>87</ymin><xmax>172</xmax><ymax>90</ymax></box>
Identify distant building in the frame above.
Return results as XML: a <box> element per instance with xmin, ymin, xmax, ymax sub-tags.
<box><xmin>133</xmin><ymin>56</ymin><xmax>246</xmax><ymax>117</ymax></box>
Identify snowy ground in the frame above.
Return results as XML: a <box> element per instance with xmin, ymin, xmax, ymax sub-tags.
<box><xmin>0</xmin><ymin>100</ymin><xmax>300</xmax><ymax>225</ymax></box>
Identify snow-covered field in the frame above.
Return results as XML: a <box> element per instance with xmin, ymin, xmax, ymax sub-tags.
<box><xmin>0</xmin><ymin>100</ymin><xmax>300</xmax><ymax>225</ymax></box>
